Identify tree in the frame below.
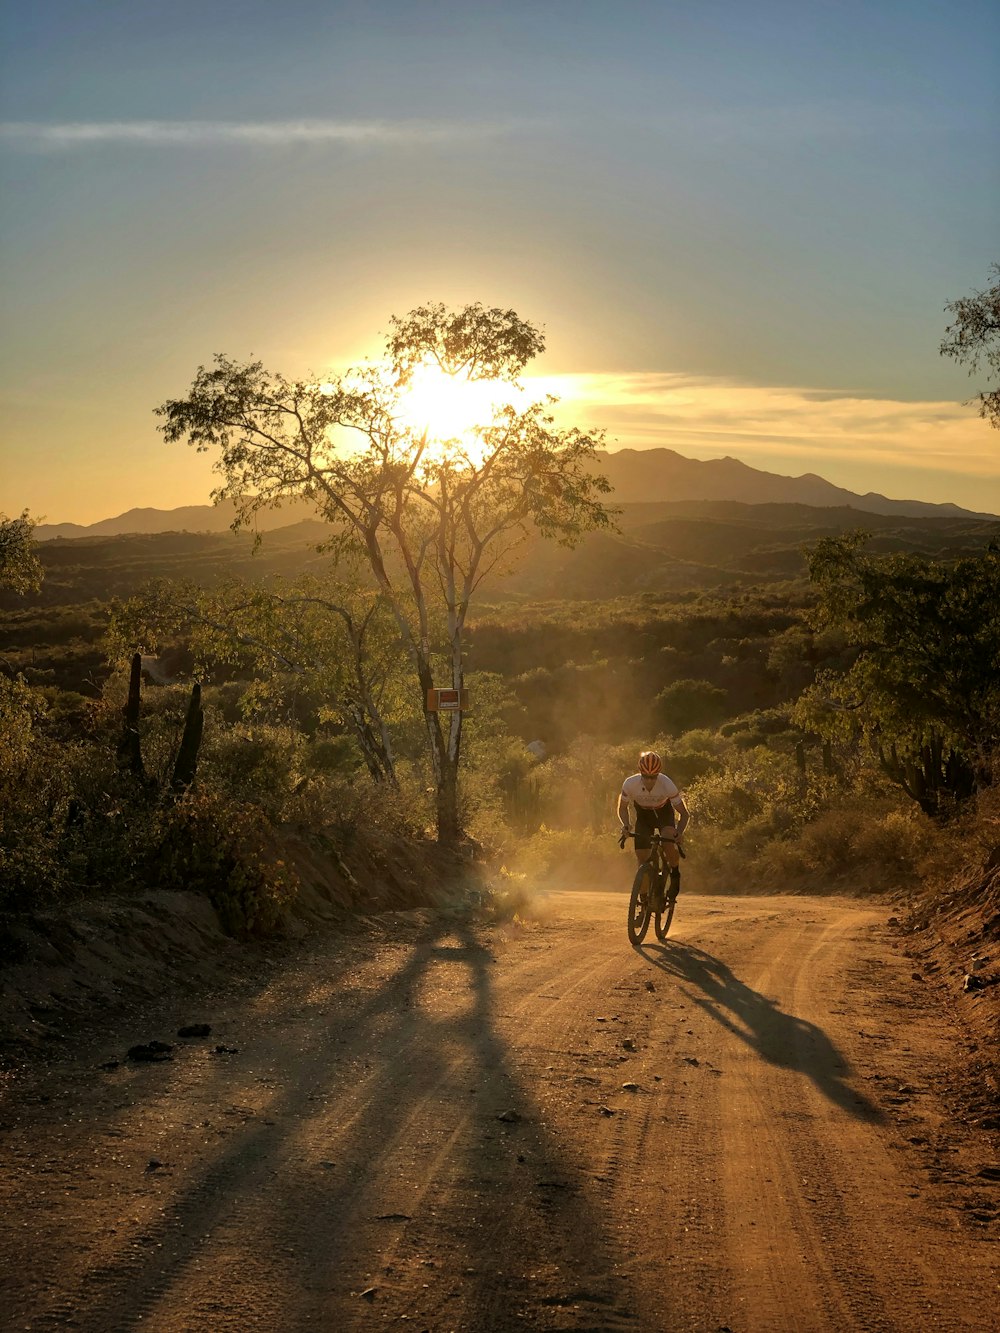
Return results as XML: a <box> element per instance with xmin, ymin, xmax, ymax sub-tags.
<box><xmin>111</xmin><ymin>572</ymin><xmax>407</xmax><ymax>786</ymax></box>
<box><xmin>0</xmin><ymin>510</ymin><xmax>43</xmax><ymax>595</ymax></box>
<box><xmin>656</xmin><ymin>678</ymin><xmax>729</xmax><ymax>735</ymax></box>
<box><xmin>940</xmin><ymin>263</ymin><xmax>1000</xmax><ymax>430</ymax></box>
<box><xmin>795</xmin><ymin>533</ymin><xmax>1000</xmax><ymax>818</ymax></box>
<box><xmin>157</xmin><ymin>303</ymin><xmax>613</xmax><ymax>843</ymax></box>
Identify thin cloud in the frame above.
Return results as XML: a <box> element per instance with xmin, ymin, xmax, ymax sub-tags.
<box><xmin>0</xmin><ymin>119</ymin><xmax>509</xmax><ymax>150</ymax></box>
<box><xmin>529</xmin><ymin>372</ymin><xmax>997</xmax><ymax>480</ymax></box>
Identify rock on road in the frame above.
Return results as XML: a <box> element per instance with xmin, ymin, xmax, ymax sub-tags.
<box><xmin>1</xmin><ymin>893</ymin><xmax>998</xmax><ymax>1331</ymax></box>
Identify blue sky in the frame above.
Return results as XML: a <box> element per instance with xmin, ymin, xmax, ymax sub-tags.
<box><xmin>1</xmin><ymin>1</ymin><xmax>998</xmax><ymax>521</ymax></box>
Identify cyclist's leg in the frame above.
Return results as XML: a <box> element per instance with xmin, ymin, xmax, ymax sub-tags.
<box><xmin>633</xmin><ymin>809</ymin><xmax>655</xmax><ymax>894</ymax></box>
<box><xmin>634</xmin><ymin>808</ymin><xmax>656</xmax><ymax>862</ymax></box>
<box><xmin>667</xmin><ymin>863</ymin><xmax>681</xmax><ymax>900</ymax></box>
<box><xmin>655</xmin><ymin>806</ymin><xmax>682</xmax><ymax>898</ymax></box>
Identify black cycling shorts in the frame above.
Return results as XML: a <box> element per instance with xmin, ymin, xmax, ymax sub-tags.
<box><xmin>634</xmin><ymin>803</ymin><xmax>676</xmax><ymax>850</ymax></box>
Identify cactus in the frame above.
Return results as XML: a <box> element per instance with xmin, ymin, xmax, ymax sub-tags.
<box><xmin>117</xmin><ymin>652</ymin><xmax>146</xmax><ymax>782</ymax></box>
<box><xmin>874</xmin><ymin>734</ymin><xmax>976</xmax><ymax>820</ymax></box>
<box><xmin>171</xmin><ymin>681</ymin><xmax>204</xmax><ymax>793</ymax></box>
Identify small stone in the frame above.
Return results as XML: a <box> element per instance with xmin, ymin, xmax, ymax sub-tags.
<box><xmin>963</xmin><ymin>974</ymin><xmax>984</xmax><ymax>992</ymax></box>
<box><xmin>213</xmin><ymin>1044</ymin><xmax>240</xmax><ymax>1054</ymax></box>
<box><xmin>599</xmin><ymin>1106</ymin><xmax>615</xmax><ymax>1116</ymax></box>
<box><xmin>145</xmin><ymin>1159</ymin><xmax>163</xmax><ymax>1172</ymax></box>
<box><xmin>621</xmin><ymin>1038</ymin><xmax>636</xmax><ymax>1051</ymax></box>
<box><xmin>621</xmin><ymin>1082</ymin><xmax>640</xmax><ymax>1092</ymax></box>
<box><xmin>359</xmin><ymin>1287</ymin><xmax>377</xmax><ymax>1302</ymax></box>
<box><xmin>644</xmin><ymin>980</ymin><xmax>656</xmax><ymax>992</ymax></box>
<box><xmin>684</xmin><ymin>1056</ymin><xmax>700</xmax><ymax>1067</ymax></box>
<box><xmin>887</xmin><ymin>916</ymin><xmax>899</xmax><ymax>926</ymax></box>
<box><xmin>127</xmin><ymin>1041</ymin><xmax>173</xmax><ymax>1063</ymax></box>
<box><xmin>497</xmin><ymin>1109</ymin><xmax>521</xmax><ymax>1123</ymax></box>
<box><xmin>911</xmin><ymin>972</ymin><xmax>924</xmax><ymax>982</ymax></box>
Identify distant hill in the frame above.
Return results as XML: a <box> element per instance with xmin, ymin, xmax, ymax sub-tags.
<box><xmin>33</xmin><ymin>449</ymin><xmax>995</xmax><ymax>540</ymax></box>
<box><xmin>595</xmin><ymin>449</ymin><xmax>996</xmax><ymax>520</ymax></box>
<box><xmin>12</xmin><ymin>501</ymin><xmax>1000</xmax><ymax>619</ymax></box>
<box><xmin>497</xmin><ymin>499</ymin><xmax>1000</xmax><ymax>598</ymax></box>
<box><xmin>35</xmin><ymin>498</ymin><xmax>318</xmax><ymax>542</ymax></box>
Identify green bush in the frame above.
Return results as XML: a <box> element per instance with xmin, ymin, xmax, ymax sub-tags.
<box><xmin>656</xmin><ymin>678</ymin><xmax>730</xmax><ymax>735</ymax></box>
<box><xmin>151</xmin><ymin>789</ymin><xmax>296</xmax><ymax>936</ymax></box>
<box><xmin>198</xmin><ymin>721</ymin><xmax>306</xmax><ymax>821</ymax></box>
<box><xmin>0</xmin><ymin>677</ymin><xmax>73</xmax><ymax>909</ymax></box>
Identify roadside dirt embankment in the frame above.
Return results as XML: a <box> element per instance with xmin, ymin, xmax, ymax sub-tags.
<box><xmin>0</xmin><ymin>828</ymin><xmax>480</xmax><ymax>1053</ymax></box>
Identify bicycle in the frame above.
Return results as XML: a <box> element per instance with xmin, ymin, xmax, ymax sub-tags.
<box><xmin>619</xmin><ymin>830</ymin><xmax>684</xmax><ymax>946</ymax></box>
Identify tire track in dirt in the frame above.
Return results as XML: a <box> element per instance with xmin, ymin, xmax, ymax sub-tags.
<box><xmin>3</xmin><ymin>894</ymin><xmax>998</xmax><ymax>1332</ymax></box>
<box><xmin>688</xmin><ymin>903</ymin><xmax>998</xmax><ymax>1333</ymax></box>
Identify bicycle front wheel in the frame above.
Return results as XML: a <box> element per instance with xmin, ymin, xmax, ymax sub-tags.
<box><xmin>654</xmin><ymin>891</ymin><xmax>675</xmax><ymax>941</ymax></box>
<box><xmin>628</xmin><ymin>862</ymin><xmax>655</xmax><ymax>946</ymax></box>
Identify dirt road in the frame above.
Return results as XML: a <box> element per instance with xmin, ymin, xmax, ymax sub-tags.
<box><xmin>2</xmin><ymin>892</ymin><xmax>998</xmax><ymax>1331</ymax></box>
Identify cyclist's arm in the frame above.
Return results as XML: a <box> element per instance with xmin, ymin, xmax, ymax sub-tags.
<box><xmin>617</xmin><ymin>793</ymin><xmax>631</xmax><ymax>829</ymax></box>
<box><xmin>672</xmin><ymin>796</ymin><xmax>690</xmax><ymax>839</ymax></box>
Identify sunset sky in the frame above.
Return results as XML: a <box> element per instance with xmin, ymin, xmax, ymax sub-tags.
<box><xmin>1</xmin><ymin>0</ymin><xmax>998</xmax><ymax>523</ymax></box>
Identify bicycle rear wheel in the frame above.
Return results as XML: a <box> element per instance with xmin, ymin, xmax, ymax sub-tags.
<box><xmin>628</xmin><ymin>862</ymin><xmax>655</xmax><ymax>946</ymax></box>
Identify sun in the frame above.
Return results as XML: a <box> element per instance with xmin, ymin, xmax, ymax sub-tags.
<box><xmin>393</xmin><ymin>362</ymin><xmax>521</xmax><ymax>445</ymax></box>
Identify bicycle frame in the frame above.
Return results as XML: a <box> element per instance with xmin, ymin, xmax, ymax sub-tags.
<box><xmin>621</xmin><ymin>830</ymin><xmax>683</xmax><ymax>945</ymax></box>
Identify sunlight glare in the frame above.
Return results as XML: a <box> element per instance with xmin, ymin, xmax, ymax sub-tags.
<box><xmin>394</xmin><ymin>363</ymin><xmax>523</xmax><ymax>445</ymax></box>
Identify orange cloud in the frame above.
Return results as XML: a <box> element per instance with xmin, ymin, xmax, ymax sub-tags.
<box><xmin>528</xmin><ymin>372</ymin><xmax>997</xmax><ymax>480</ymax></box>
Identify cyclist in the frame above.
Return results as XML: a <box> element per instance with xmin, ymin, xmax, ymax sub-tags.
<box><xmin>617</xmin><ymin>750</ymin><xmax>689</xmax><ymax>902</ymax></box>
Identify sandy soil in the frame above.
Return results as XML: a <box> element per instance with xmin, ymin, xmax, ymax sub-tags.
<box><xmin>1</xmin><ymin>891</ymin><xmax>998</xmax><ymax>1332</ymax></box>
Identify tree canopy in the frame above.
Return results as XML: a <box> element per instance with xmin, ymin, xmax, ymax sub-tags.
<box><xmin>157</xmin><ymin>303</ymin><xmax>613</xmax><ymax>841</ymax></box>
<box><xmin>0</xmin><ymin>511</ymin><xmax>42</xmax><ymax>595</ymax></box>
<box><xmin>940</xmin><ymin>263</ymin><xmax>1000</xmax><ymax>431</ymax></box>
<box><xmin>795</xmin><ymin>533</ymin><xmax>1000</xmax><ymax>816</ymax></box>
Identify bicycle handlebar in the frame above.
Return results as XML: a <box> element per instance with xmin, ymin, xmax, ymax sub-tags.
<box><xmin>618</xmin><ymin>830</ymin><xmax>686</xmax><ymax>858</ymax></box>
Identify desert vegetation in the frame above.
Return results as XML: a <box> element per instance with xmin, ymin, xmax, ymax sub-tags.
<box><xmin>3</xmin><ymin>496</ymin><xmax>999</xmax><ymax>937</ymax></box>
<box><xmin>3</xmin><ymin>287</ymin><xmax>999</xmax><ymax>938</ymax></box>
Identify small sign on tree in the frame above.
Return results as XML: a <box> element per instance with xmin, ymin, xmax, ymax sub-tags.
<box><xmin>427</xmin><ymin>687</ymin><xmax>469</xmax><ymax>712</ymax></box>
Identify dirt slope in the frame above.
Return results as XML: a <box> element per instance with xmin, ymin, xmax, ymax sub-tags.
<box><xmin>1</xmin><ymin>893</ymin><xmax>997</xmax><ymax>1331</ymax></box>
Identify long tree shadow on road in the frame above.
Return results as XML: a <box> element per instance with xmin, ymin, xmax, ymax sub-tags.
<box><xmin>59</xmin><ymin>915</ymin><xmax>648</xmax><ymax>1332</ymax></box>
<box><xmin>638</xmin><ymin>940</ymin><xmax>883</xmax><ymax>1122</ymax></box>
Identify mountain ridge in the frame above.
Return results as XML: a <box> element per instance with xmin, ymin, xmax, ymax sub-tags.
<box><xmin>33</xmin><ymin>448</ymin><xmax>996</xmax><ymax>539</ymax></box>
<box><xmin>595</xmin><ymin>449</ymin><xmax>994</xmax><ymax>518</ymax></box>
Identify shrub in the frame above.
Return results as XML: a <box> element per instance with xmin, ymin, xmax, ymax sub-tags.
<box><xmin>151</xmin><ymin>790</ymin><xmax>297</xmax><ymax>936</ymax></box>
<box><xmin>0</xmin><ymin>677</ymin><xmax>74</xmax><ymax>909</ymax></box>
<box><xmin>656</xmin><ymin>678</ymin><xmax>730</xmax><ymax>735</ymax></box>
<box><xmin>198</xmin><ymin>721</ymin><xmax>306</xmax><ymax>821</ymax></box>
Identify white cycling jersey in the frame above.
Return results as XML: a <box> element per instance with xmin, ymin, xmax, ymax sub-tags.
<box><xmin>621</xmin><ymin>773</ymin><xmax>683</xmax><ymax>811</ymax></box>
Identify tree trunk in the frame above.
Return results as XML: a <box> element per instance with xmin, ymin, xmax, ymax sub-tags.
<box><xmin>417</xmin><ymin>652</ymin><xmax>463</xmax><ymax>848</ymax></box>
<box><xmin>443</xmin><ymin>615</ymin><xmax>465</xmax><ymax>847</ymax></box>
<box><xmin>435</xmin><ymin>749</ymin><xmax>462</xmax><ymax>848</ymax></box>
<box><xmin>344</xmin><ymin>701</ymin><xmax>399</xmax><ymax>787</ymax></box>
